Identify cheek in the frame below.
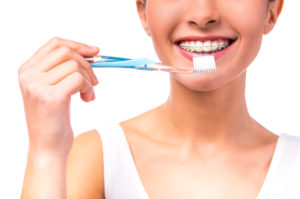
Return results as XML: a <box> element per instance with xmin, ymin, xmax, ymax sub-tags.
<box><xmin>229</xmin><ymin>0</ymin><xmax>267</xmax><ymax>64</ymax></box>
<box><xmin>214</xmin><ymin>1</ymin><xmax>268</xmax><ymax>86</ymax></box>
<box><xmin>147</xmin><ymin>1</ymin><xmax>184</xmax><ymax>63</ymax></box>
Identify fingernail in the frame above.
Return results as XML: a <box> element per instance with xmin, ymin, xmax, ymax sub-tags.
<box><xmin>88</xmin><ymin>45</ymin><xmax>99</xmax><ymax>50</ymax></box>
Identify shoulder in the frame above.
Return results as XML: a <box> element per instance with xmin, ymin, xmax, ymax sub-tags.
<box><xmin>119</xmin><ymin>105</ymin><xmax>164</xmax><ymax>137</ymax></box>
<box><xmin>67</xmin><ymin>129</ymin><xmax>104</xmax><ymax>199</ymax></box>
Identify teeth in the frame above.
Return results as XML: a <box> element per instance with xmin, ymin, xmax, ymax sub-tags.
<box><xmin>179</xmin><ymin>39</ymin><xmax>231</xmax><ymax>54</ymax></box>
<box><xmin>218</xmin><ymin>41</ymin><xmax>224</xmax><ymax>50</ymax></box>
<box><xmin>196</xmin><ymin>41</ymin><xmax>203</xmax><ymax>52</ymax></box>
<box><xmin>203</xmin><ymin>41</ymin><xmax>212</xmax><ymax>52</ymax></box>
<box><xmin>212</xmin><ymin>41</ymin><xmax>218</xmax><ymax>51</ymax></box>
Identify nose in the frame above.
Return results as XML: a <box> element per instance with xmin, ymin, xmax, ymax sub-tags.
<box><xmin>185</xmin><ymin>0</ymin><xmax>220</xmax><ymax>29</ymax></box>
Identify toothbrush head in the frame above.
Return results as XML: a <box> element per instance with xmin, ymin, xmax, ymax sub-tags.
<box><xmin>193</xmin><ymin>56</ymin><xmax>217</xmax><ymax>74</ymax></box>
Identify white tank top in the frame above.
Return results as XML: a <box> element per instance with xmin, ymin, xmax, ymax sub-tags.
<box><xmin>97</xmin><ymin>124</ymin><xmax>300</xmax><ymax>199</ymax></box>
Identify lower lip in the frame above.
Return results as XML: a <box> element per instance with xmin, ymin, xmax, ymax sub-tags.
<box><xmin>175</xmin><ymin>42</ymin><xmax>234</xmax><ymax>61</ymax></box>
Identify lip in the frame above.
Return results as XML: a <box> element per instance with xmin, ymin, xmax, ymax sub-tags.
<box><xmin>174</xmin><ymin>36</ymin><xmax>237</xmax><ymax>61</ymax></box>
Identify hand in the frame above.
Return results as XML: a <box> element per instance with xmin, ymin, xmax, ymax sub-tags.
<box><xmin>18</xmin><ymin>37</ymin><xmax>99</xmax><ymax>155</ymax></box>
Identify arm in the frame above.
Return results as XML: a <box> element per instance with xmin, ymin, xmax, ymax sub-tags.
<box><xmin>19</xmin><ymin>37</ymin><xmax>100</xmax><ymax>199</ymax></box>
<box><xmin>67</xmin><ymin>130</ymin><xmax>104</xmax><ymax>199</ymax></box>
<box><xmin>22</xmin><ymin>130</ymin><xmax>105</xmax><ymax>199</ymax></box>
<box><xmin>22</xmin><ymin>148</ymin><xmax>69</xmax><ymax>198</ymax></box>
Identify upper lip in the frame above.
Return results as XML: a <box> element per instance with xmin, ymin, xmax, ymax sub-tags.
<box><xmin>174</xmin><ymin>35</ymin><xmax>237</xmax><ymax>44</ymax></box>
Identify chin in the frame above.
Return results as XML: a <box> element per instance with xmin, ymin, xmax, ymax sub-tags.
<box><xmin>171</xmin><ymin>67</ymin><xmax>246</xmax><ymax>92</ymax></box>
<box><xmin>171</xmin><ymin>72</ymin><xmax>224</xmax><ymax>91</ymax></box>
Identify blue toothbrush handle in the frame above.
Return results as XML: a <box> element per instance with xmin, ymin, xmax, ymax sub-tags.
<box><xmin>90</xmin><ymin>58</ymin><xmax>157</xmax><ymax>71</ymax></box>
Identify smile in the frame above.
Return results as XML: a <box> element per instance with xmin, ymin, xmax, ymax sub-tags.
<box><xmin>174</xmin><ymin>36</ymin><xmax>237</xmax><ymax>61</ymax></box>
<box><xmin>178</xmin><ymin>39</ymin><xmax>233</xmax><ymax>54</ymax></box>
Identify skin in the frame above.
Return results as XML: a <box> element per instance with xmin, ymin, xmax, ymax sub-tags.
<box><xmin>19</xmin><ymin>0</ymin><xmax>283</xmax><ymax>198</ymax></box>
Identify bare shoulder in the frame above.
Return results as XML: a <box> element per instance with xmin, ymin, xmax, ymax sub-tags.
<box><xmin>67</xmin><ymin>129</ymin><xmax>104</xmax><ymax>199</ymax></box>
<box><xmin>120</xmin><ymin>105</ymin><xmax>163</xmax><ymax>135</ymax></box>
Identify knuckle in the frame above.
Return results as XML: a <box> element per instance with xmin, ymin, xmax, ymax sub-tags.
<box><xmin>58</xmin><ymin>46</ymin><xmax>72</xmax><ymax>58</ymax></box>
<box><xmin>46</xmin><ymin>37</ymin><xmax>64</xmax><ymax>51</ymax></box>
<box><xmin>18</xmin><ymin>65</ymin><xmax>25</xmax><ymax>75</ymax></box>
<box><xmin>50</xmin><ymin>36</ymin><xmax>62</xmax><ymax>45</ymax></box>
<box><xmin>21</xmin><ymin>81</ymin><xmax>44</xmax><ymax>101</ymax></box>
<box><xmin>18</xmin><ymin>74</ymin><xmax>24</xmax><ymax>85</ymax></box>
<box><xmin>68</xmin><ymin>60</ymin><xmax>80</xmax><ymax>71</ymax></box>
<box><xmin>18</xmin><ymin>62</ymin><xmax>31</xmax><ymax>75</ymax></box>
<box><xmin>25</xmin><ymin>81</ymin><xmax>39</xmax><ymax>95</ymax></box>
<box><xmin>18</xmin><ymin>71</ymin><xmax>30</xmax><ymax>87</ymax></box>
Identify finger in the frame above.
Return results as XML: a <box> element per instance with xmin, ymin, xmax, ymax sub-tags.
<box><xmin>19</xmin><ymin>37</ymin><xmax>99</xmax><ymax>74</ymax></box>
<box><xmin>32</xmin><ymin>46</ymin><xmax>98</xmax><ymax>85</ymax></box>
<box><xmin>54</xmin><ymin>72</ymin><xmax>94</xmax><ymax>102</ymax></box>
<box><xmin>27</xmin><ymin>46</ymin><xmax>73</xmax><ymax>73</ymax></box>
<box><xmin>49</xmin><ymin>48</ymin><xmax>98</xmax><ymax>85</ymax></box>
<box><xmin>71</xmin><ymin>50</ymin><xmax>99</xmax><ymax>86</ymax></box>
<box><xmin>81</xmin><ymin>89</ymin><xmax>95</xmax><ymax>102</ymax></box>
<box><xmin>49</xmin><ymin>37</ymin><xmax>99</xmax><ymax>57</ymax></box>
<box><xmin>41</xmin><ymin>60</ymin><xmax>93</xmax><ymax>87</ymax></box>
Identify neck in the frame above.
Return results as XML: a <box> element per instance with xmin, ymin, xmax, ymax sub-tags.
<box><xmin>160</xmin><ymin>73</ymin><xmax>255</xmax><ymax>144</ymax></box>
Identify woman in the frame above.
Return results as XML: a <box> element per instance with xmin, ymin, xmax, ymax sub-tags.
<box><xmin>19</xmin><ymin>0</ymin><xmax>299</xmax><ymax>198</ymax></box>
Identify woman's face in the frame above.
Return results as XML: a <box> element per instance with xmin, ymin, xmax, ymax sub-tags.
<box><xmin>137</xmin><ymin>0</ymin><xmax>281</xmax><ymax>91</ymax></box>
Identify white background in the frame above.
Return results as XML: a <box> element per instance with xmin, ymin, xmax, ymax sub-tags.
<box><xmin>0</xmin><ymin>0</ymin><xmax>299</xmax><ymax>198</ymax></box>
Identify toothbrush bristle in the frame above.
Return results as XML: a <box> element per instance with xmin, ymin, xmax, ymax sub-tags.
<box><xmin>193</xmin><ymin>56</ymin><xmax>217</xmax><ymax>74</ymax></box>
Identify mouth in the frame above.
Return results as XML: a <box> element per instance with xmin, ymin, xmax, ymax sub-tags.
<box><xmin>174</xmin><ymin>36</ymin><xmax>237</xmax><ymax>61</ymax></box>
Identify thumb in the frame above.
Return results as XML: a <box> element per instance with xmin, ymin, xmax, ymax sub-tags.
<box><xmin>77</xmin><ymin>45</ymin><xmax>100</xmax><ymax>57</ymax></box>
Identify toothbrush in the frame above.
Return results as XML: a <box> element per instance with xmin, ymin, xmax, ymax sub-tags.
<box><xmin>192</xmin><ymin>56</ymin><xmax>217</xmax><ymax>73</ymax></box>
<box><xmin>86</xmin><ymin>55</ymin><xmax>217</xmax><ymax>74</ymax></box>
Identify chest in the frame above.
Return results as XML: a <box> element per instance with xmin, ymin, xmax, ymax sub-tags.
<box><xmin>128</xmin><ymin>139</ymin><xmax>272</xmax><ymax>199</ymax></box>
<box><xmin>138</xmin><ymin>163</ymin><xmax>266</xmax><ymax>199</ymax></box>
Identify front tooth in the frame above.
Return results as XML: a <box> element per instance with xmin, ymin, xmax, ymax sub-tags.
<box><xmin>203</xmin><ymin>41</ymin><xmax>212</xmax><ymax>52</ymax></box>
<box><xmin>212</xmin><ymin>41</ymin><xmax>218</xmax><ymax>51</ymax></box>
<box><xmin>189</xmin><ymin>42</ymin><xmax>198</xmax><ymax>52</ymax></box>
<box><xmin>196</xmin><ymin>41</ymin><xmax>203</xmax><ymax>52</ymax></box>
